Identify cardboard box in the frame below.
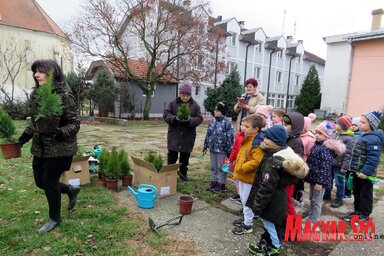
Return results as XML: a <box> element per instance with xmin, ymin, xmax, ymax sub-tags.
<box><xmin>131</xmin><ymin>156</ymin><xmax>180</xmax><ymax>198</ymax></box>
<box><xmin>61</xmin><ymin>155</ymin><xmax>91</xmax><ymax>186</ymax></box>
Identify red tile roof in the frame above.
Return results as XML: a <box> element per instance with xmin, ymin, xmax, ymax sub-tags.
<box><xmin>88</xmin><ymin>59</ymin><xmax>178</xmax><ymax>84</ymax></box>
<box><xmin>0</xmin><ymin>0</ymin><xmax>68</xmax><ymax>39</ymax></box>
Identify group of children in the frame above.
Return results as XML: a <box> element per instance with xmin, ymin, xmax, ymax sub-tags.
<box><xmin>202</xmin><ymin>101</ymin><xmax>384</xmax><ymax>255</ymax></box>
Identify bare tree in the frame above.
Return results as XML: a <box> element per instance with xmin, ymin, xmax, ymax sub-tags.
<box><xmin>68</xmin><ymin>0</ymin><xmax>225</xmax><ymax>119</ymax></box>
<box><xmin>0</xmin><ymin>39</ymin><xmax>33</xmax><ymax>101</ymax></box>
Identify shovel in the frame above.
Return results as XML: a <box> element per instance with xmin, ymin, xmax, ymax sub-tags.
<box><xmin>148</xmin><ymin>215</ymin><xmax>184</xmax><ymax>235</ymax></box>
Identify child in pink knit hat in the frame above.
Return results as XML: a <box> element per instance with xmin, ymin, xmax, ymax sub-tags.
<box><xmin>294</xmin><ymin>113</ymin><xmax>316</xmax><ymax>203</ymax></box>
<box><xmin>255</xmin><ymin>105</ymin><xmax>273</xmax><ymax>128</ymax></box>
<box><xmin>304</xmin><ymin>120</ymin><xmax>346</xmax><ymax>226</ymax></box>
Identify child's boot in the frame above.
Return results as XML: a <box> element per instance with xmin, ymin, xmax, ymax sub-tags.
<box><xmin>219</xmin><ymin>183</ymin><xmax>226</xmax><ymax>192</ymax></box>
<box><xmin>247</xmin><ymin>237</ymin><xmax>267</xmax><ymax>254</ymax></box>
<box><xmin>207</xmin><ymin>181</ymin><xmax>217</xmax><ymax>191</ymax></box>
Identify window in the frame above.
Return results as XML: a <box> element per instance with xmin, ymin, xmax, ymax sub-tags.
<box><xmin>195</xmin><ymin>85</ymin><xmax>200</xmax><ymax>96</ymax></box>
<box><xmin>276</xmin><ymin>94</ymin><xmax>285</xmax><ymax>108</ymax></box>
<box><xmin>228</xmin><ymin>62</ymin><xmax>237</xmax><ymax>74</ymax></box>
<box><xmin>228</xmin><ymin>32</ymin><xmax>237</xmax><ymax>46</ymax></box>
<box><xmin>255</xmin><ymin>43</ymin><xmax>262</xmax><ymax>53</ymax></box>
<box><xmin>295</xmin><ymin>75</ymin><xmax>300</xmax><ymax>86</ymax></box>
<box><xmin>287</xmin><ymin>96</ymin><xmax>295</xmax><ymax>108</ymax></box>
<box><xmin>276</xmin><ymin>71</ymin><xmax>282</xmax><ymax>83</ymax></box>
<box><xmin>269</xmin><ymin>93</ymin><xmax>276</xmax><ymax>107</ymax></box>
<box><xmin>253</xmin><ymin>66</ymin><xmax>261</xmax><ymax>79</ymax></box>
<box><xmin>277</xmin><ymin>50</ymin><xmax>283</xmax><ymax>59</ymax></box>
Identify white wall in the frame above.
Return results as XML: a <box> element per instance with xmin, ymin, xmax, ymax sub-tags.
<box><xmin>0</xmin><ymin>25</ymin><xmax>72</xmax><ymax>99</ymax></box>
<box><xmin>320</xmin><ymin>41</ymin><xmax>352</xmax><ymax>114</ymax></box>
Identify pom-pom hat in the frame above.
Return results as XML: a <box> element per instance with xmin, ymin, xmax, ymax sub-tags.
<box><xmin>362</xmin><ymin>111</ymin><xmax>382</xmax><ymax>130</ymax></box>
<box><xmin>315</xmin><ymin>120</ymin><xmax>336</xmax><ymax>138</ymax></box>
<box><xmin>336</xmin><ymin>115</ymin><xmax>352</xmax><ymax>131</ymax></box>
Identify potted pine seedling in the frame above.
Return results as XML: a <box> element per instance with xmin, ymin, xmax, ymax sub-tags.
<box><xmin>103</xmin><ymin>148</ymin><xmax>121</xmax><ymax>190</ymax></box>
<box><xmin>119</xmin><ymin>149</ymin><xmax>132</xmax><ymax>186</ymax></box>
<box><xmin>34</xmin><ymin>72</ymin><xmax>63</xmax><ymax>133</ymax></box>
<box><xmin>0</xmin><ymin>110</ymin><xmax>22</xmax><ymax>159</ymax></box>
<box><xmin>98</xmin><ymin>149</ymin><xmax>110</xmax><ymax>184</ymax></box>
<box><xmin>177</xmin><ymin>103</ymin><xmax>190</xmax><ymax>121</ymax></box>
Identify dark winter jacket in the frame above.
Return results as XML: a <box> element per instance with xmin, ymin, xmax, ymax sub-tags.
<box><xmin>331</xmin><ymin>130</ymin><xmax>354</xmax><ymax>169</ymax></box>
<box><xmin>204</xmin><ymin>116</ymin><xmax>234</xmax><ymax>155</ymax></box>
<box><xmin>284</xmin><ymin>112</ymin><xmax>304</xmax><ymax>158</ymax></box>
<box><xmin>21</xmin><ymin>82</ymin><xmax>80</xmax><ymax>158</ymax></box>
<box><xmin>163</xmin><ymin>97</ymin><xmax>203</xmax><ymax>153</ymax></box>
<box><xmin>305</xmin><ymin>139</ymin><xmax>346</xmax><ymax>189</ymax></box>
<box><xmin>349</xmin><ymin>130</ymin><xmax>384</xmax><ymax>176</ymax></box>
<box><xmin>246</xmin><ymin>146</ymin><xmax>309</xmax><ymax>224</ymax></box>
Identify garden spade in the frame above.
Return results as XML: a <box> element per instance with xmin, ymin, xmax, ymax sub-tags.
<box><xmin>148</xmin><ymin>215</ymin><xmax>184</xmax><ymax>235</ymax></box>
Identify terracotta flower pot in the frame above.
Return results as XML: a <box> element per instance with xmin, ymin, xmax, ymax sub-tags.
<box><xmin>121</xmin><ymin>175</ymin><xmax>133</xmax><ymax>187</ymax></box>
<box><xmin>0</xmin><ymin>142</ymin><xmax>21</xmax><ymax>159</ymax></box>
<box><xmin>105</xmin><ymin>178</ymin><xmax>118</xmax><ymax>190</ymax></box>
<box><xmin>179</xmin><ymin>195</ymin><xmax>194</xmax><ymax>215</ymax></box>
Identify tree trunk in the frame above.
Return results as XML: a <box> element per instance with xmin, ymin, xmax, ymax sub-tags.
<box><xmin>143</xmin><ymin>89</ymin><xmax>152</xmax><ymax>120</ymax></box>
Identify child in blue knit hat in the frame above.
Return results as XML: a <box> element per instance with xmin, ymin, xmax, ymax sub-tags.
<box><xmin>343</xmin><ymin>111</ymin><xmax>384</xmax><ymax>222</ymax></box>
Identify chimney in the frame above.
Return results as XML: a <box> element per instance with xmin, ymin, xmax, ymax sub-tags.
<box><xmin>286</xmin><ymin>35</ymin><xmax>293</xmax><ymax>43</ymax></box>
<box><xmin>238</xmin><ymin>21</ymin><xmax>245</xmax><ymax>30</ymax></box>
<box><xmin>371</xmin><ymin>8</ymin><xmax>383</xmax><ymax>30</ymax></box>
<box><xmin>298</xmin><ymin>40</ymin><xmax>303</xmax><ymax>44</ymax></box>
<box><xmin>216</xmin><ymin>15</ymin><xmax>222</xmax><ymax>22</ymax></box>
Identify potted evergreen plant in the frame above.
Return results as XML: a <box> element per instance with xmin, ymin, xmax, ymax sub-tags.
<box><xmin>0</xmin><ymin>110</ymin><xmax>22</xmax><ymax>159</ymax></box>
<box><xmin>119</xmin><ymin>149</ymin><xmax>132</xmax><ymax>186</ymax></box>
<box><xmin>177</xmin><ymin>103</ymin><xmax>190</xmax><ymax>121</ymax></box>
<box><xmin>103</xmin><ymin>148</ymin><xmax>122</xmax><ymax>190</ymax></box>
<box><xmin>35</xmin><ymin>72</ymin><xmax>63</xmax><ymax>133</ymax></box>
<box><xmin>144</xmin><ymin>151</ymin><xmax>163</xmax><ymax>171</ymax></box>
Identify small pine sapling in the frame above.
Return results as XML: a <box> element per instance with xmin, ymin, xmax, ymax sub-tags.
<box><xmin>177</xmin><ymin>103</ymin><xmax>190</xmax><ymax>120</ymax></box>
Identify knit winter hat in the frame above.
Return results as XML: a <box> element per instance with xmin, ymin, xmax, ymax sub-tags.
<box><xmin>362</xmin><ymin>111</ymin><xmax>382</xmax><ymax>130</ymax></box>
<box><xmin>336</xmin><ymin>115</ymin><xmax>352</xmax><ymax>131</ymax></box>
<box><xmin>352</xmin><ymin>117</ymin><xmax>360</xmax><ymax>126</ymax></box>
<box><xmin>215</xmin><ymin>101</ymin><xmax>227</xmax><ymax>115</ymax></box>
<box><xmin>179</xmin><ymin>82</ymin><xmax>192</xmax><ymax>95</ymax></box>
<box><xmin>315</xmin><ymin>120</ymin><xmax>336</xmax><ymax>138</ymax></box>
<box><xmin>264</xmin><ymin>125</ymin><xmax>288</xmax><ymax>146</ymax></box>
<box><xmin>256</xmin><ymin>105</ymin><xmax>273</xmax><ymax>120</ymax></box>
<box><xmin>245</xmin><ymin>78</ymin><xmax>258</xmax><ymax>87</ymax></box>
<box><xmin>303</xmin><ymin>113</ymin><xmax>317</xmax><ymax>133</ymax></box>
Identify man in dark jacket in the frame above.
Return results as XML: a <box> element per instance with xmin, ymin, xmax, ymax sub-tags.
<box><xmin>163</xmin><ymin>83</ymin><xmax>203</xmax><ymax>181</ymax></box>
<box><xmin>246</xmin><ymin>125</ymin><xmax>308</xmax><ymax>255</ymax></box>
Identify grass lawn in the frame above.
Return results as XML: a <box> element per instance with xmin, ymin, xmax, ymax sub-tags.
<box><xmin>0</xmin><ymin>121</ymin><xmax>200</xmax><ymax>255</ymax></box>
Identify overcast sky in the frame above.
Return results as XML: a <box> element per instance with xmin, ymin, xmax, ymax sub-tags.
<box><xmin>36</xmin><ymin>0</ymin><xmax>382</xmax><ymax>59</ymax></box>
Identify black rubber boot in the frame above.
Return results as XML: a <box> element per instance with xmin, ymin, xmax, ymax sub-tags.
<box><xmin>67</xmin><ymin>185</ymin><xmax>81</xmax><ymax>210</ymax></box>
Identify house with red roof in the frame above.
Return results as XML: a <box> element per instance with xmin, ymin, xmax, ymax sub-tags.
<box><xmin>0</xmin><ymin>0</ymin><xmax>72</xmax><ymax>100</ymax></box>
<box><xmin>86</xmin><ymin>59</ymin><xmax>178</xmax><ymax>118</ymax></box>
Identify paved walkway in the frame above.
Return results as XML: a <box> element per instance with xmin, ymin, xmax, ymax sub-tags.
<box><xmin>118</xmin><ymin>187</ymin><xmax>384</xmax><ymax>256</ymax></box>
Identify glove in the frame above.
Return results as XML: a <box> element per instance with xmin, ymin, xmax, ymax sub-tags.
<box><xmin>175</xmin><ymin>116</ymin><xmax>190</xmax><ymax>125</ymax></box>
<box><xmin>18</xmin><ymin>132</ymin><xmax>31</xmax><ymax>147</ymax></box>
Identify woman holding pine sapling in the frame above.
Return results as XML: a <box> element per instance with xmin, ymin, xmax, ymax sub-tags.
<box><xmin>18</xmin><ymin>59</ymin><xmax>80</xmax><ymax>233</ymax></box>
<box><xmin>163</xmin><ymin>82</ymin><xmax>203</xmax><ymax>181</ymax></box>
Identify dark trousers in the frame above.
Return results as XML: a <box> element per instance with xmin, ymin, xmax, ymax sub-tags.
<box><xmin>167</xmin><ymin>150</ymin><xmax>191</xmax><ymax>177</ymax></box>
<box><xmin>344</xmin><ymin>171</ymin><xmax>352</xmax><ymax>196</ymax></box>
<box><xmin>32</xmin><ymin>156</ymin><xmax>73</xmax><ymax>221</ymax></box>
<box><xmin>352</xmin><ymin>172</ymin><xmax>373</xmax><ymax>217</ymax></box>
